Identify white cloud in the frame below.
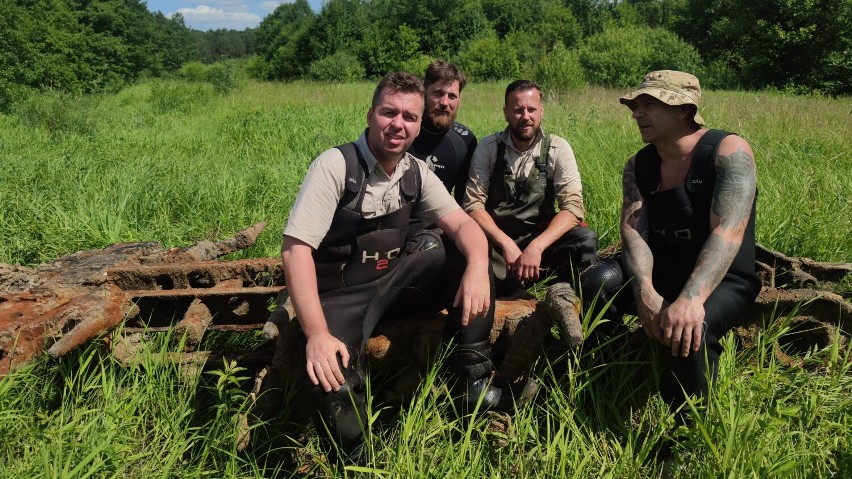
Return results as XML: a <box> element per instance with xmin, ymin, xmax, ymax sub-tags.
<box><xmin>176</xmin><ymin>5</ymin><xmax>261</xmax><ymax>30</ymax></box>
<box><xmin>260</xmin><ymin>1</ymin><xmax>287</xmax><ymax>13</ymax></box>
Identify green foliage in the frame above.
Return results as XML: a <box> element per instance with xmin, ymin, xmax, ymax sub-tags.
<box><xmin>11</xmin><ymin>90</ymin><xmax>100</xmax><ymax>136</ymax></box>
<box><xmin>456</xmin><ymin>34</ymin><xmax>521</xmax><ymax>81</ymax></box>
<box><xmin>534</xmin><ymin>44</ymin><xmax>586</xmax><ymax>91</ymax></box>
<box><xmin>0</xmin><ymin>0</ymin><xmax>197</xmax><ymax>104</ymax></box>
<box><xmin>400</xmin><ymin>54</ymin><xmax>435</xmax><ymax>76</ymax></box>
<box><xmin>675</xmin><ymin>0</ymin><xmax>852</xmax><ymax>95</ymax></box>
<box><xmin>358</xmin><ymin>24</ymin><xmax>421</xmax><ymax>78</ymax></box>
<box><xmin>577</xmin><ymin>25</ymin><xmax>704</xmax><ymax>88</ymax></box>
<box><xmin>178</xmin><ymin>61</ymin><xmax>210</xmax><ymax>83</ymax></box>
<box><xmin>252</xmin><ymin>0</ymin><xmax>314</xmax><ymax>79</ymax></box>
<box><xmin>206</xmin><ymin>61</ymin><xmax>241</xmax><ymax>95</ymax></box>
<box><xmin>308</xmin><ymin>52</ymin><xmax>366</xmax><ymax>82</ymax></box>
<box><xmin>149</xmin><ymin>80</ymin><xmax>213</xmax><ymax>114</ymax></box>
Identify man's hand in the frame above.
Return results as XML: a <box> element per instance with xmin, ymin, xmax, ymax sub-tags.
<box><xmin>453</xmin><ymin>262</ymin><xmax>491</xmax><ymax>326</ymax></box>
<box><xmin>500</xmin><ymin>240</ymin><xmax>523</xmax><ymax>280</ymax></box>
<box><xmin>512</xmin><ymin>243</ymin><xmax>543</xmax><ymax>283</ymax></box>
<box><xmin>305</xmin><ymin>331</ymin><xmax>351</xmax><ymax>392</ymax></box>
<box><xmin>661</xmin><ymin>297</ymin><xmax>705</xmax><ymax>357</ymax></box>
<box><xmin>637</xmin><ymin>288</ymin><xmax>666</xmax><ymax>344</ymax></box>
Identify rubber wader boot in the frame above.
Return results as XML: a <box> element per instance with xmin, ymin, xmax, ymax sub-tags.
<box><xmin>445</xmin><ymin>340</ymin><xmax>507</xmax><ymax>414</ymax></box>
<box><xmin>313</xmin><ymin>363</ymin><xmax>368</xmax><ymax>464</ymax></box>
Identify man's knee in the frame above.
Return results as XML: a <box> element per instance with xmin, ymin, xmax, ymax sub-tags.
<box><xmin>581</xmin><ymin>258</ymin><xmax>625</xmax><ymax>302</ymax></box>
<box><xmin>569</xmin><ymin>226</ymin><xmax>599</xmax><ymax>269</ymax></box>
<box><xmin>312</xmin><ymin>366</ymin><xmax>368</xmax><ymax>456</ymax></box>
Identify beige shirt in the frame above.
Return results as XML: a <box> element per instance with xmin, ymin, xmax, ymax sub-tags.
<box><xmin>463</xmin><ymin>129</ymin><xmax>585</xmax><ymax>221</ymax></box>
<box><xmin>285</xmin><ymin>131</ymin><xmax>459</xmax><ymax>249</ymax></box>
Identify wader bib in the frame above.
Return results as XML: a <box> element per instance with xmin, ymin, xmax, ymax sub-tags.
<box><xmin>635</xmin><ymin>129</ymin><xmax>760</xmax><ymax>298</ymax></box>
<box><xmin>484</xmin><ymin>134</ymin><xmax>555</xmax><ymax>241</ymax></box>
<box><xmin>313</xmin><ymin>143</ymin><xmax>421</xmax><ymax>293</ymax></box>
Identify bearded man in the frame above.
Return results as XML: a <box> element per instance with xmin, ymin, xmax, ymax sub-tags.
<box><xmin>463</xmin><ymin>80</ymin><xmax>598</xmax><ymax>296</ymax></box>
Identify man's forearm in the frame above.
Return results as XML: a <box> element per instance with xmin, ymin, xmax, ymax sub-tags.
<box><xmin>468</xmin><ymin>208</ymin><xmax>515</xmax><ymax>253</ymax></box>
<box><xmin>679</xmin><ymin>144</ymin><xmax>756</xmax><ymax>303</ymax></box>
<box><xmin>620</xmin><ymin>157</ymin><xmax>655</xmax><ymax>296</ymax></box>
<box><xmin>281</xmin><ymin>238</ymin><xmax>328</xmax><ymax>338</ymax></box>
<box><xmin>527</xmin><ymin>210</ymin><xmax>579</xmax><ymax>254</ymax></box>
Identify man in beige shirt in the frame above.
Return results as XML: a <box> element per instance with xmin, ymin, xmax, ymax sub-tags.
<box><xmin>464</xmin><ymin>80</ymin><xmax>598</xmax><ymax>296</ymax></box>
<box><xmin>282</xmin><ymin>72</ymin><xmax>503</xmax><ymax>461</ymax></box>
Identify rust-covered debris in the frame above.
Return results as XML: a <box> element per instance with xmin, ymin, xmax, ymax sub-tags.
<box><xmin>1</xmin><ymin>224</ymin><xmax>851</xmax><ymax>451</ymax></box>
<box><xmin>1</xmin><ymin>225</ymin><xmax>850</xmax><ymax>383</ymax></box>
<box><xmin>0</xmin><ymin>222</ymin><xmax>283</xmax><ymax>375</ymax></box>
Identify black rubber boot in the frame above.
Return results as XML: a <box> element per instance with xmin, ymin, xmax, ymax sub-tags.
<box><xmin>445</xmin><ymin>340</ymin><xmax>505</xmax><ymax>414</ymax></box>
<box><xmin>311</xmin><ymin>363</ymin><xmax>368</xmax><ymax>464</ymax></box>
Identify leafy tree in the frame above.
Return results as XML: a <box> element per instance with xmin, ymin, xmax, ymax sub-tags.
<box><xmin>253</xmin><ymin>0</ymin><xmax>314</xmax><ymax>79</ymax></box>
<box><xmin>456</xmin><ymin>33</ymin><xmax>521</xmax><ymax>81</ymax></box>
<box><xmin>675</xmin><ymin>0</ymin><xmax>852</xmax><ymax>94</ymax></box>
<box><xmin>578</xmin><ymin>25</ymin><xmax>703</xmax><ymax>88</ymax></box>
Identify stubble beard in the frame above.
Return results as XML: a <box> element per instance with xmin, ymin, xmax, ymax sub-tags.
<box><xmin>511</xmin><ymin>124</ymin><xmax>540</xmax><ymax>144</ymax></box>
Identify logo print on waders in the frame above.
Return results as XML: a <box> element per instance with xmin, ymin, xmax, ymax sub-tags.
<box><xmin>362</xmin><ymin>248</ymin><xmax>401</xmax><ymax>270</ymax></box>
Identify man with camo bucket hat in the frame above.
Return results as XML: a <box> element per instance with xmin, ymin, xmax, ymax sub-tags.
<box><xmin>581</xmin><ymin>70</ymin><xmax>760</xmax><ymax>412</ymax></box>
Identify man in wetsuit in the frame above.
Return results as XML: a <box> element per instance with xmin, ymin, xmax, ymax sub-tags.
<box><xmin>408</xmin><ymin>60</ymin><xmax>477</xmax><ymax>204</ymax></box>
<box><xmin>581</xmin><ymin>70</ymin><xmax>761</xmax><ymax>410</ymax></box>
<box><xmin>281</xmin><ymin>72</ymin><xmax>502</xmax><ymax>460</ymax></box>
<box><xmin>464</xmin><ymin>80</ymin><xmax>598</xmax><ymax>296</ymax></box>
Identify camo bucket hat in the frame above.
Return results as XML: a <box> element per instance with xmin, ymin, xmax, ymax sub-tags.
<box><xmin>619</xmin><ymin>70</ymin><xmax>705</xmax><ymax>126</ymax></box>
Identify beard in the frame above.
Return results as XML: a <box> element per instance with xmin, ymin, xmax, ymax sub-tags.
<box><xmin>510</xmin><ymin>122</ymin><xmax>540</xmax><ymax>143</ymax></box>
<box><xmin>425</xmin><ymin>108</ymin><xmax>456</xmax><ymax>132</ymax></box>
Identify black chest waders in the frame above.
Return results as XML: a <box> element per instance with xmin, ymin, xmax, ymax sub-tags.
<box><xmin>313</xmin><ymin>143</ymin><xmax>421</xmax><ymax>293</ymax></box>
<box><xmin>635</xmin><ymin>129</ymin><xmax>760</xmax><ymax>299</ymax></box>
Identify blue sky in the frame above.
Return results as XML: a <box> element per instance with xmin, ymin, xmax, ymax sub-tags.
<box><xmin>146</xmin><ymin>1</ymin><xmax>323</xmax><ymax>31</ymax></box>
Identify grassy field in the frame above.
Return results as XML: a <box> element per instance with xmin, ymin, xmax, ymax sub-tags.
<box><xmin>0</xmin><ymin>79</ymin><xmax>850</xmax><ymax>477</ymax></box>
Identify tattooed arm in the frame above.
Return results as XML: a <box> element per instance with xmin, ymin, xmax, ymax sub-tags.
<box><xmin>661</xmin><ymin>136</ymin><xmax>757</xmax><ymax>357</ymax></box>
<box><xmin>620</xmin><ymin>156</ymin><xmax>666</xmax><ymax>343</ymax></box>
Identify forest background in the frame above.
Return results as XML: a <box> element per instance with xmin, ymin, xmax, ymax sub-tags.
<box><xmin>2</xmin><ymin>0</ymin><xmax>851</xmax><ymax>112</ymax></box>
<box><xmin>1</xmin><ymin>1</ymin><xmax>851</xmax><ymax>477</ymax></box>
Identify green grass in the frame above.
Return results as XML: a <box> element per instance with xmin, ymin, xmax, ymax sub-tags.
<box><xmin>1</xmin><ymin>79</ymin><xmax>850</xmax><ymax>477</ymax></box>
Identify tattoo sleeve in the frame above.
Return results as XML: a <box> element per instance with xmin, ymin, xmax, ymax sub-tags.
<box><xmin>620</xmin><ymin>158</ymin><xmax>655</xmax><ymax>293</ymax></box>
<box><xmin>681</xmin><ymin>146</ymin><xmax>757</xmax><ymax>300</ymax></box>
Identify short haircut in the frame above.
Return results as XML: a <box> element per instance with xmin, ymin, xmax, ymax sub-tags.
<box><xmin>424</xmin><ymin>60</ymin><xmax>467</xmax><ymax>92</ymax></box>
<box><xmin>371</xmin><ymin>72</ymin><xmax>425</xmax><ymax>108</ymax></box>
<box><xmin>504</xmin><ymin>80</ymin><xmax>542</xmax><ymax>104</ymax></box>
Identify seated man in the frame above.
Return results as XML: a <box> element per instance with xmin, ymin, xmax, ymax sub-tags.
<box><xmin>281</xmin><ymin>72</ymin><xmax>502</xmax><ymax>460</ymax></box>
<box><xmin>581</xmin><ymin>70</ymin><xmax>761</xmax><ymax>410</ymax></box>
<box><xmin>464</xmin><ymin>80</ymin><xmax>598</xmax><ymax>296</ymax></box>
<box><xmin>408</xmin><ymin>59</ymin><xmax>477</xmax><ymax>204</ymax></box>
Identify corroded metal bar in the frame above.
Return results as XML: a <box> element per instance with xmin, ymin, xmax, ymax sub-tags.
<box><xmin>106</xmin><ymin>258</ymin><xmax>282</xmax><ymax>291</ymax></box>
<box><xmin>174</xmin><ymin>298</ymin><xmax>213</xmax><ymax>350</ymax></box>
<box><xmin>46</xmin><ymin>285</ymin><xmax>137</xmax><ymax>358</ymax></box>
<box><xmin>124</xmin><ymin>286</ymin><xmax>283</xmax><ymax>329</ymax></box>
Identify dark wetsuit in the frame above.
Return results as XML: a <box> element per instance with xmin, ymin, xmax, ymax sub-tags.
<box><xmin>582</xmin><ymin>129</ymin><xmax>760</xmax><ymax>408</ymax></box>
<box><xmin>408</xmin><ymin>120</ymin><xmax>477</xmax><ymax>204</ymax></box>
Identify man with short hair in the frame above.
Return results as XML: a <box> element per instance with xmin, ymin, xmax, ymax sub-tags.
<box><xmin>581</xmin><ymin>70</ymin><xmax>761</xmax><ymax>410</ymax></box>
<box><xmin>408</xmin><ymin>60</ymin><xmax>477</xmax><ymax>204</ymax></box>
<box><xmin>464</xmin><ymin>80</ymin><xmax>598</xmax><ymax>296</ymax></box>
<box><xmin>281</xmin><ymin>72</ymin><xmax>502</xmax><ymax>460</ymax></box>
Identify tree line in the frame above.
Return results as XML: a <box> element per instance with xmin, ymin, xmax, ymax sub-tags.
<box><xmin>1</xmin><ymin>0</ymin><xmax>849</xmax><ymax>111</ymax></box>
<box><xmin>252</xmin><ymin>0</ymin><xmax>850</xmax><ymax>95</ymax></box>
<box><xmin>0</xmin><ymin>0</ymin><xmax>254</xmax><ymax>110</ymax></box>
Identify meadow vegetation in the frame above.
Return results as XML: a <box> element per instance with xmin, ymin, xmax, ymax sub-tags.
<box><xmin>0</xmin><ymin>79</ymin><xmax>850</xmax><ymax>477</ymax></box>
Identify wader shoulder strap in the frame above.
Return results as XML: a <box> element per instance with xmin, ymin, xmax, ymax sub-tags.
<box><xmin>336</xmin><ymin>142</ymin><xmax>368</xmax><ymax>210</ymax></box>
<box><xmin>686</xmin><ymin>129</ymin><xmax>731</xmax><ymax>193</ymax></box>
<box><xmin>399</xmin><ymin>156</ymin><xmax>422</xmax><ymax>205</ymax></box>
<box><xmin>525</xmin><ymin>133</ymin><xmax>551</xmax><ymax>188</ymax></box>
